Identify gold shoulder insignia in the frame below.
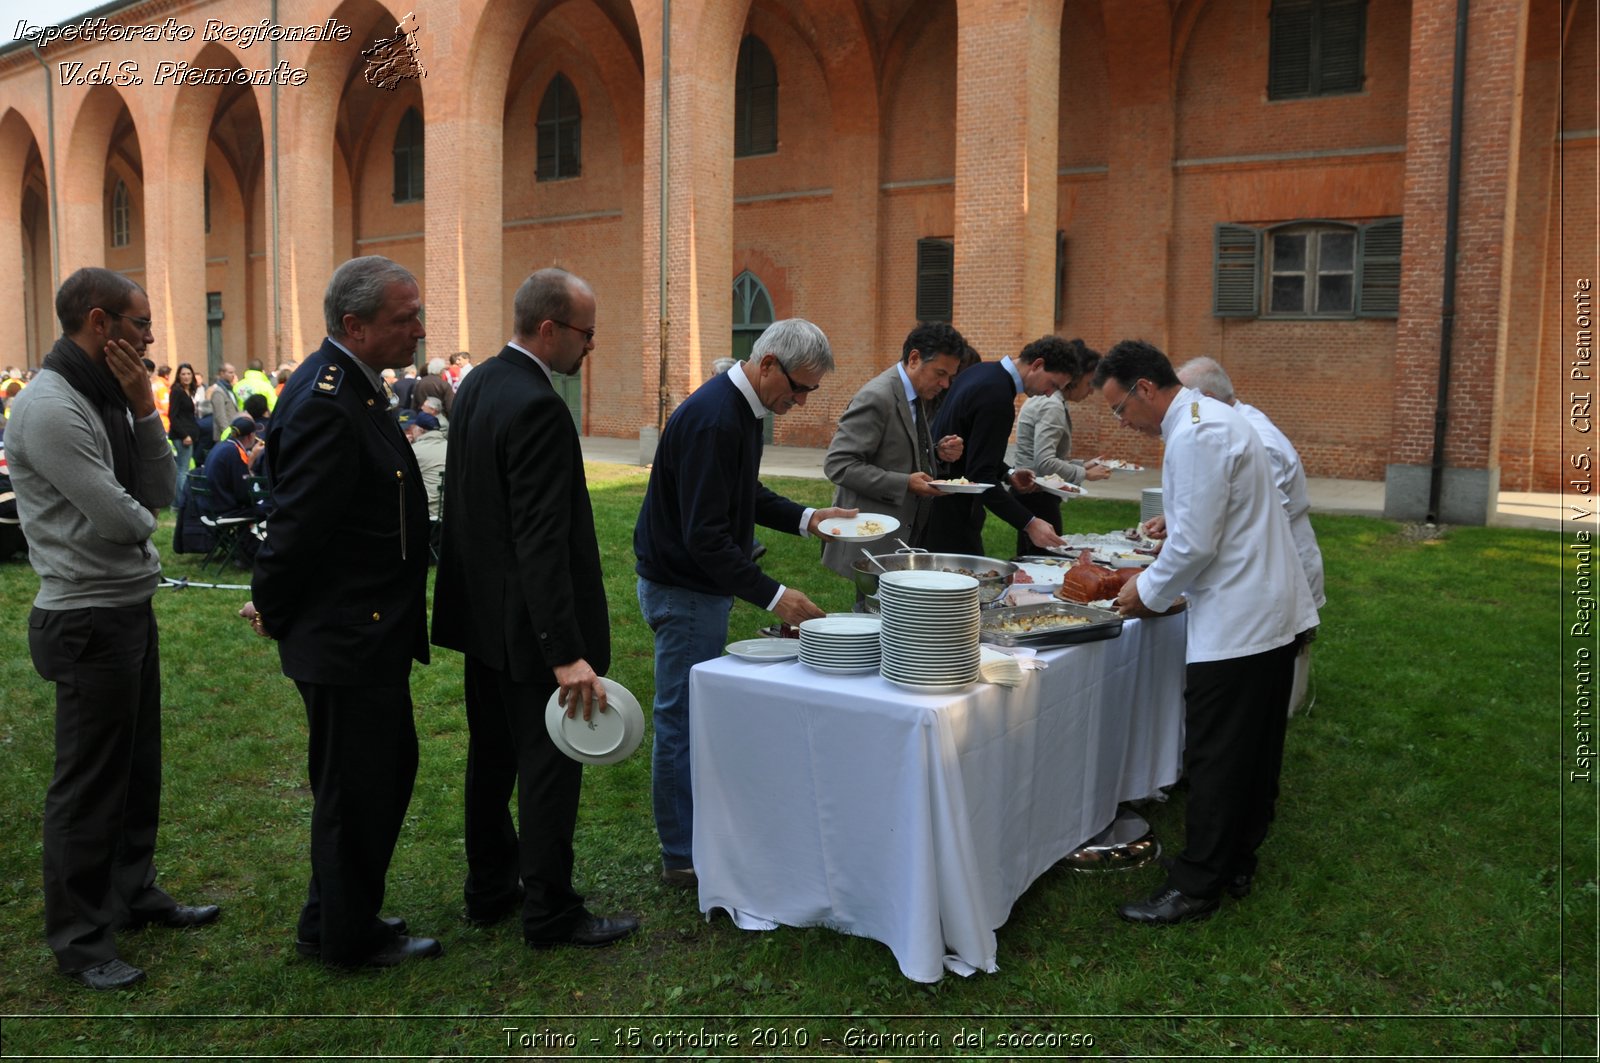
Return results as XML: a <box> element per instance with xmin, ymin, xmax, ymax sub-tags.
<box><xmin>314</xmin><ymin>365</ymin><xmax>343</xmax><ymax>396</ymax></box>
<box><xmin>1190</xmin><ymin>401</ymin><xmax>1201</xmax><ymax>424</ymax></box>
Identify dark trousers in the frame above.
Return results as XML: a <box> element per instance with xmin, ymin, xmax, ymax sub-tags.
<box><xmin>294</xmin><ymin>680</ymin><xmax>417</xmax><ymax>965</ymax></box>
<box><xmin>30</xmin><ymin>602</ymin><xmax>175</xmax><ymax>973</ymax></box>
<box><xmin>1166</xmin><ymin>641</ymin><xmax>1298</xmax><ymax>899</ymax></box>
<box><xmin>923</xmin><ymin>495</ymin><xmax>986</xmax><ymax>555</ymax></box>
<box><xmin>462</xmin><ymin>656</ymin><xmax>585</xmax><ymax>939</ymax></box>
<box><xmin>1009</xmin><ymin>488</ymin><xmax>1061</xmax><ymax>558</ymax></box>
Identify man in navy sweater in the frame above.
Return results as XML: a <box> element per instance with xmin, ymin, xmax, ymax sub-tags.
<box><xmin>925</xmin><ymin>337</ymin><xmax>1078</xmax><ymax>555</ymax></box>
<box><xmin>634</xmin><ymin>319</ymin><xmax>855</xmax><ymax>885</ymax></box>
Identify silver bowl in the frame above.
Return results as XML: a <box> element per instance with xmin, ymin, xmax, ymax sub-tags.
<box><xmin>850</xmin><ymin>551</ymin><xmax>1016</xmax><ymax>610</ymax></box>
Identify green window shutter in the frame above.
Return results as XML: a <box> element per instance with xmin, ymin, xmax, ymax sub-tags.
<box><xmin>1268</xmin><ymin>0</ymin><xmax>1314</xmax><ymax>98</ymax></box>
<box><xmin>1356</xmin><ymin>217</ymin><xmax>1402</xmax><ymax>317</ymax></box>
<box><xmin>1213</xmin><ymin>224</ymin><xmax>1262</xmax><ymax>317</ymax></box>
<box><xmin>916</xmin><ymin>238</ymin><xmax>954</xmax><ymax>323</ymax></box>
<box><xmin>1318</xmin><ymin>0</ymin><xmax>1366</xmax><ymax>93</ymax></box>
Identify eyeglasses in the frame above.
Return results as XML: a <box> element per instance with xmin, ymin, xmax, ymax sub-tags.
<box><xmin>1109</xmin><ymin>380</ymin><xmax>1145</xmax><ymax>422</ymax></box>
<box><xmin>548</xmin><ymin>319</ymin><xmax>595</xmax><ymax>344</ymax></box>
<box><xmin>771</xmin><ymin>358</ymin><xmax>820</xmax><ymax>395</ymax></box>
<box><xmin>103</xmin><ymin>309</ymin><xmax>153</xmax><ymax>332</ymax></box>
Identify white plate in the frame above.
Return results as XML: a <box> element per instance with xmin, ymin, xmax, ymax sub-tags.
<box><xmin>799</xmin><ymin>616</ymin><xmax>882</xmax><ymax>637</ymax></box>
<box><xmin>544</xmin><ymin>679</ymin><xmax>644</xmax><ymax>766</ymax></box>
<box><xmin>928</xmin><ymin>480</ymin><xmax>995</xmax><ymax>495</ymax></box>
<box><xmin>801</xmin><ymin>660</ymin><xmax>881</xmax><ymax>675</ymax></box>
<box><xmin>879</xmin><ymin>570</ymin><xmax>980</xmax><ymax>593</ymax></box>
<box><xmin>1107</xmin><ymin>551</ymin><xmax>1155</xmax><ymax>569</ymax></box>
<box><xmin>881</xmin><ymin>673</ymin><xmax>977</xmax><ymax>693</ymax></box>
<box><xmin>1097</xmin><ymin>459</ymin><xmax>1146</xmax><ymax>472</ymax></box>
<box><xmin>817</xmin><ymin>513</ymin><xmax>901</xmax><ymax>543</ymax></box>
<box><xmin>726</xmin><ymin>638</ymin><xmax>800</xmax><ymax>662</ymax></box>
<box><xmin>1035</xmin><ymin>476</ymin><xmax>1090</xmax><ymax>500</ymax></box>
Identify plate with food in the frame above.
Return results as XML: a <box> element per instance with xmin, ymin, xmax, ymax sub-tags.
<box><xmin>726</xmin><ymin>638</ymin><xmax>801</xmax><ymax>663</ymax></box>
<box><xmin>1106</xmin><ymin>550</ymin><xmax>1155</xmax><ymax>569</ymax></box>
<box><xmin>817</xmin><ymin>513</ymin><xmax>901</xmax><ymax>542</ymax></box>
<box><xmin>1034</xmin><ymin>475</ymin><xmax>1090</xmax><ymax>500</ymax></box>
<box><xmin>1095</xmin><ymin>459</ymin><xmax>1146</xmax><ymax>472</ymax></box>
<box><xmin>928</xmin><ymin>478</ymin><xmax>994</xmax><ymax>495</ymax></box>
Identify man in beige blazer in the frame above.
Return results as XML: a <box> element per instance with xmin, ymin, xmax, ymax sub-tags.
<box><xmin>822</xmin><ymin>322</ymin><xmax>968</xmax><ymax>583</ymax></box>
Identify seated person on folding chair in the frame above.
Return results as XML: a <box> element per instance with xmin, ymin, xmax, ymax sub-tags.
<box><xmin>202</xmin><ymin>415</ymin><xmax>268</xmax><ymax>558</ymax></box>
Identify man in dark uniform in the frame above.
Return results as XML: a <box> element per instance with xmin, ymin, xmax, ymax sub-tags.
<box><xmin>432</xmin><ymin>268</ymin><xmax>639</xmax><ymax>949</ymax></box>
<box><xmin>249</xmin><ymin>255</ymin><xmax>439</xmax><ymax>968</ymax></box>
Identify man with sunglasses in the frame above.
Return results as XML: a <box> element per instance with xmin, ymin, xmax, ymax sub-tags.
<box><xmin>8</xmin><ymin>268</ymin><xmax>220</xmax><ymax>990</ymax></box>
<box><xmin>634</xmin><ymin>319</ymin><xmax>856</xmax><ymax>886</ymax></box>
<box><xmin>1094</xmin><ymin>340</ymin><xmax>1318</xmax><ymax>925</ymax></box>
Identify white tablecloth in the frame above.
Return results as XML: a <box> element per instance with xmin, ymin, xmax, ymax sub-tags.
<box><xmin>688</xmin><ymin>614</ymin><xmax>1187</xmax><ymax>982</ymax></box>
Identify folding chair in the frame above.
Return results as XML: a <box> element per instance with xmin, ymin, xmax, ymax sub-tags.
<box><xmin>189</xmin><ymin>473</ymin><xmax>256</xmax><ymax>573</ymax></box>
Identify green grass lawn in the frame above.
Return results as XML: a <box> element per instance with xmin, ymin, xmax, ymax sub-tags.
<box><xmin>0</xmin><ymin>464</ymin><xmax>1591</xmax><ymax>1059</ymax></box>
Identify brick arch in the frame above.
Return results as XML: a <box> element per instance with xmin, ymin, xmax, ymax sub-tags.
<box><xmin>732</xmin><ymin>248</ymin><xmax>793</xmax><ymax>320</ymax></box>
<box><xmin>61</xmin><ymin>84</ymin><xmax>140</xmax><ymax>271</ymax></box>
<box><xmin>878</xmin><ymin>0</ymin><xmax>957</xmax><ymax>185</ymax></box>
<box><xmin>0</xmin><ymin>109</ymin><xmax>49</xmax><ymax>364</ymax></box>
<box><xmin>159</xmin><ymin>41</ymin><xmax>263</xmax><ymax>369</ymax></box>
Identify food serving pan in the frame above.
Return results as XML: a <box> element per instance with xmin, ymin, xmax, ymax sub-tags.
<box><xmin>979</xmin><ymin>601</ymin><xmax>1124</xmax><ymax>648</ymax></box>
<box><xmin>850</xmin><ymin>551</ymin><xmax>1016</xmax><ymax>608</ymax></box>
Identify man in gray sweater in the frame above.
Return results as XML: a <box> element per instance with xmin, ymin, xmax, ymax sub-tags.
<box><xmin>7</xmin><ymin>268</ymin><xmax>220</xmax><ymax>991</ymax></box>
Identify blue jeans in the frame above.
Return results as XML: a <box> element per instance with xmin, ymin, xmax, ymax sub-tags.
<box><xmin>172</xmin><ymin>440</ymin><xmax>193</xmax><ymax>503</ymax></box>
<box><xmin>636</xmin><ymin>576</ymin><xmax>733</xmax><ymax>870</ymax></box>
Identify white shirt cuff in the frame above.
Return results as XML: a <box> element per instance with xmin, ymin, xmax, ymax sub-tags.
<box><xmin>766</xmin><ymin>584</ymin><xmax>786</xmax><ymax>612</ymax></box>
<box><xmin>798</xmin><ymin>508</ymin><xmax>815</xmax><ymax>537</ymax></box>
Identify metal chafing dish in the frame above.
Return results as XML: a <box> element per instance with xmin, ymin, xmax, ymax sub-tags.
<box><xmin>849</xmin><ymin>550</ymin><xmax>1016</xmax><ymax>610</ymax></box>
<box><xmin>980</xmin><ymin>601</ymin><xmax>1125</xmax><ymax>647</ymax></box>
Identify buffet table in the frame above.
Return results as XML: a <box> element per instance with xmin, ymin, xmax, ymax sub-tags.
<box><xmin>688</xmin><ymin>613</ymin><xmax>1187</xmax><ymax>982</ymax></box>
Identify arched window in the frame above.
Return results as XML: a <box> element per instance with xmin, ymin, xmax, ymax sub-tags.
<box><xmin>734</xmin><ymin>35</ymin><xmax>778</xmax><ymax>157</ymax></box>
<box><xmin>537</xmin><ymin>73</ymin><xmax>582</xmax><ymax>181</ymax></box>
<box><xmin>393</xmin><ymin>107</ymin><xmax>424</xmax><ymax>202</ymax></box>
<box><xmin>110</xmin><ymin>179</ymin><xmax>130</xmax><ymax>247</ymax></box>
<box><xmin>732</xmin><ymin>270</ymin><xmax>776</xmax><ymax>441</ymax></box>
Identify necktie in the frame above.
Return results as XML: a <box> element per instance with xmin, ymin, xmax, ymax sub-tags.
<box><xmin>915</xmin><ymin>400</ymin><xmax>936</xmax><ymax>475</ymax></box>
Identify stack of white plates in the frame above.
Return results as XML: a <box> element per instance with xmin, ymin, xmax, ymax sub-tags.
<box><xmin>798</xmin><ymin>616</ymin><xmax>882</xmax><ymax>674</ymax></box>
<box><xmin>876</xmin><ymin>570</ymin><xmax>981</xmax><ymax>692</ymax></box>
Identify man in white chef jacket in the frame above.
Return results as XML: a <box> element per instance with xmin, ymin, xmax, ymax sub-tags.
<box><xmin>1095</xmin><ymin>340</ymin><xmax>1319</xmax><ymax>924</ymax></box>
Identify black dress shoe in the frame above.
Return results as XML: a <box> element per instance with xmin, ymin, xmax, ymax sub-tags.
<box><xmin>358</xmin><ymin>935</ymin><xmax>442</xmax><ymax>968</ymax></box>
<box><xmin>126</xmin><ymin>904</ymin><xmax>221</xmax><ymax>930</ymax></box>
<box><xmin>1226</xmin><ymin>873</ymin><xmax>1253</xmax><ymax>899</ymax></box>
<box><xmin>67</xmin><ymin>958</ymin><xmax>146</xmax><ymax>990</ymax></box>
<box><xmin>295</xmin><ymin>916</ymin><xmax>408</xmax><ymax>958</ymax></box>
<box><xmin>526</xmin><ymin>913</ymin><xmax>640</xmax><ymax>950</ymax></box>
<box><xmin>1117</xmin><ymin>886</ymin><xmax>1220</xmax><ymax>925</ymax></box>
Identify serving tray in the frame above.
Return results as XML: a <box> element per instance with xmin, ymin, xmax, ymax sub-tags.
<box><xmin>979</xmin><ymin>601</ymin><xmax>1125</xmax><ymax>648</ymax></box>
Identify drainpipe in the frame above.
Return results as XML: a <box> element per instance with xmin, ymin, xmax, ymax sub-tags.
<box><xmin>270</xmin><ymin>0</ymin><xmax>282</xmax><ymax>365</ymax></box>
<box><xmin>656</xmin><ymin>0</ymin><xmax>670</xmax><ymax>432</ymax></box>
<box><xmin>1426</xmin><ymin>0</ymin><xmax>1469</xmax><ymax>524</ymax></box>
<box><xmin>30</xmin><ymin>42</ymin><xmax>61</xmax><ymax>305</ymax></box>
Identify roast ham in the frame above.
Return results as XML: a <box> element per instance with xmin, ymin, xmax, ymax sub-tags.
<box><xmin>1055</xmin><ymin>550</ymin><xmax>1139</xmax><ymax>603</ymax></box>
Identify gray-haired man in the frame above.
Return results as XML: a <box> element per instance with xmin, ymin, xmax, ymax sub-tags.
<box><xmin>633</xmin><ymin>319</ymin><xmax>856</xmax><ymax>884</ymax></box>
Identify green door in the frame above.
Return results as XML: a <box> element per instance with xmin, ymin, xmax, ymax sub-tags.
<box><xmin>553</xmin><ymin>369</ymin><xmax>582</xmax><ymax>431</ymax></box>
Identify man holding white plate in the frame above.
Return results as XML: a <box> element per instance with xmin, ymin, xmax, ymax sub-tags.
<box><xmin>433</xmin><ymin>269</ymin><xmax>639</xmax><ymax>950</ymax></box>
<box><xmin>821</xmin><ymin>322</ymin><xmax>969</xmax><ymax>587</ymax></box>
<box><xmin>634</xmin><ymin>319</ymin><xmax>856</xmax><ymax>887</ymax></box>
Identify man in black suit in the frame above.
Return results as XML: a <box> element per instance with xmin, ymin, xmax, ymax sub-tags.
<box><xmin>249</xmin><ymin>255</ymin><xmax>440</xmax><ymax>968</ymax></box>
<box><xmin>432</xmin><ymin>268</ymin><xmax>639</xmax><ymax>949</ymax></box>
<box><xmin>925</xmin><ymin>337</ymin><xmax>1077</xmax><ymax>555</ymax></box>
